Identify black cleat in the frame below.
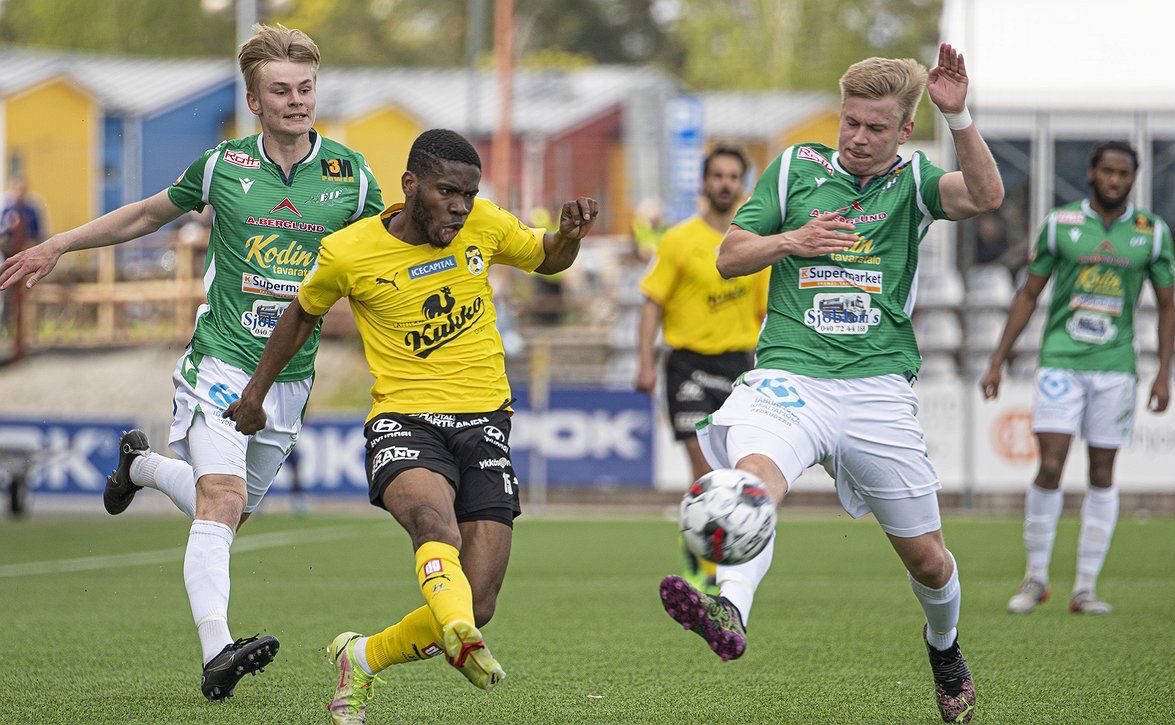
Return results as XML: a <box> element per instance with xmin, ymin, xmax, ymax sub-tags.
<box><xmin>201</xmin><ymin>635</ymin><xmax>279</xmax><ymax>702</ymax></box>
<box><xmin>103</xmin><ymin>429</ymin><xmax>148</xmax><ymax>515</ymax></box>
<box><xmin>925</xmin><ymin>627</ymin><xmax>976</xmax><ymax>723</ymax></box>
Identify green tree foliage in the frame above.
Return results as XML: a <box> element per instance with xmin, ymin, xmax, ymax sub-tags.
<box><xmin>0</xmin><ymin>0</ymin><xmax>234</xmax><ymax>56</ymax></box>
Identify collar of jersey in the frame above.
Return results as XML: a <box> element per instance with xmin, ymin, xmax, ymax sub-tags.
<box><xmin>831</xmin><ymin>152</ymin><xmax>907</xmax><ymax>190</ymax></box>
<box><xmin>255</xmin><ymin>129</ymin><xmax>323</xmax><ymax>169</ymax></box>
<box><xmin>1081</xmin><ymin>198</ymin><xmax>1134</xmax><ymax>225</ymax></box>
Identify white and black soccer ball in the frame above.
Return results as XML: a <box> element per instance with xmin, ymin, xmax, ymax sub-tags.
<box><xmin>679</xmin><ymin>469</ymin><xmax>776</xmax><ymax>566</ymax></box>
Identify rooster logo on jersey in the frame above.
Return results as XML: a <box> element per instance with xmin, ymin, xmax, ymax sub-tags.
<box><xmin>422</xmin><ymin>288</ymin><xmax>456</xmax><ymax>319</ymax></box>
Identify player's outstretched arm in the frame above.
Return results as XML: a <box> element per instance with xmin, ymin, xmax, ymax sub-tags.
<box><xmin>635</xmin><ymin>296</ymin><xmax>663</xmax><ymax>395</ymax></box>
<box><xmin>717</xmin><ymin>214</ymin><xmax>856</xmax><ymax>279</ymax></box>
<box><xmin>980</xmin><ymin>272</ymin><xmax>1049</xmax><ymax>399</ymax></box>
<box><xmin>535</xmin><ymin>196</ymin><xmax>598</xmax><ymax>275</ymax></box>
<box><xmin>1149</xmin><ymin>285</ymin><xmax>1173</xmax><ymax>412</ymax></box>
<box><xmin>929</xmin><ymin>43</ymin><xmax>1005</xmax><ymax>221</ymax></box>
<box><xmin>0</xmin><ymin>189</ymin><xmax>184</xmax><ymax>291</ymax></box>
<box><xmin>225</xmin><ymin>299</ymin><xmax>322</xmax><ymax>435</ymax></box>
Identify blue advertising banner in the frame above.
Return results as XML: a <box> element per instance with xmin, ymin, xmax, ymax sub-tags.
<box><xmin>665</xmin><ymin>95</ymin><xmax>704</xmax><ymax>224</ymax></box>
<box><xmin>11</xmin><ymin>389</ymin><xmax>655</xmax><ymax>497</ymax></box>
<box><xmin>0</xmin><ymin>417</ymin><xmax>134</xmax><ymax>494</ymax></box>
<box><xmin>266</xmin><ymin>387</ymin><xmax>656</xmax><ymax>496</ymax></box>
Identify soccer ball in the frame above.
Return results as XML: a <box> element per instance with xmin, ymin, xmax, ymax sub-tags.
<box><xmin>679</xmin><ymin>469</ymin><xmax>776</xmax><ymax>566</ymax></box>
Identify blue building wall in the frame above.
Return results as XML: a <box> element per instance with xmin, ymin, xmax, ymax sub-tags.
<box><xmin>101</xmin><ymin>116</ymin><xmax>124</xmax><ymax>213</ymax></box>
<box><xmin>140</xmin><ymin>82</ymin><xmax>235</xmax><ymax>199</ymax></box>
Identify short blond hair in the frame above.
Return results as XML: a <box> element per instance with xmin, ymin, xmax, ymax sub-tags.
<box><xmin>238</xmin><ymin>23</ymin><xmax>320</xmax><ymax>94</ymax></box>
<box><xmin>839</xmin><ymin>57</ymin><xmax>928</xmax><ymax>124</ymax></box>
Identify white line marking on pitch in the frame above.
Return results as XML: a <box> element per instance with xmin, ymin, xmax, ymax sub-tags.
<box><xmin>0</xmin><ymin>526</ymin><xmax>363</xmax><ymax>578</ymax></box>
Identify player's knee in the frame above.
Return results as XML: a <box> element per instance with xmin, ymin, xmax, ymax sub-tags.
<box><xmin>404</xmin><ymin>504</ymin><xmax>461</xmax><ymax>549</ymax></box>
<box><xmin>196</xmin><ymin>476</ymin><xmax>246</xmax><ymax>522</ymax></box>
<box><xmin>907</xmin><ymin>547</ymin><xmax>950</xmax><ymax>588</ymax></box>
<box><xmin>1035</xmin><ymin>459</ymin><xmax>1064</xmax><ymax>489</ymax></box>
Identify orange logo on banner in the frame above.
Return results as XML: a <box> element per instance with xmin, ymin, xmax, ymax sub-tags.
<box><xmin>992</xmin><ymin>410</ymin><xmax>1038</xmax><ymax>464</ymax></box>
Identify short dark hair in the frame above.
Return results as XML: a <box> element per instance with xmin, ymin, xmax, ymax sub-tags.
<box><xmin>703</xmin><ymin>145</ymin><xmax>748</xmax><ymax>179</ymax></box>
<box><xmin>407</xmin><ymin>129</ymin><xmax>482</xmax><ymax>179</ymax></box>
<box><xmin>1090</xmin><ymin>141</ymin><xmax>1139</xmax><ymax>172</ymax></box>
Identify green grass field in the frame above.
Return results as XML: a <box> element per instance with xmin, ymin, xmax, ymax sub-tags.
<box><xmin>1</xmin><ymin>511</ymin><xmax>1172</xmax><ymax>723</ymax></box>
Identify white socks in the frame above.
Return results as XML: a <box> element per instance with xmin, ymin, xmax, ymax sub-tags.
<box><xmin>716</xmin><ymin>534</ymin><xmax>775</xmax><ymax>626</ymax></box>
<box><xmin>131</xmin><ymin>453</ymin><xmax>197</xmax><ymax>519</ymax></box>
<box><xmin>910</xmin><ymin>550</ymin><xmax>961</xmax><ymax>651</ymax></box>
<box><xmin>1075</xmin><ymin>486</ymin><xmax>1118</xmax><ymax>593</ymax></box>
<box><xmin>353</xmin><ymin>637</ymin><xmax>375</xmax><ymax>675</ymax></box>
<box><xmin>1023</xmin><ymin>484</ymin><xmax>1063</xmax><ymax>583</ymax></box>
<box><xmin>185</xmin><ymin>519</ymin><xmax>235</xmax><ymax>665</ymax></box>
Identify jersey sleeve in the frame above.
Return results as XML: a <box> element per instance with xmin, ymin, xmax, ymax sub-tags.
<box><xmin>916</xmin><ymin>154</ymin><xmax>952</xmax><ymax>221</ymax></box>
<box><xmin>351</xmin><ymin>156</ymin><xmax>384</xmax><ymax>224</ymax></box>
<box><xmin>297</xmin><ymin>236</ymin><xmax>350</xmax><ymax>316</ymax></box>
<box><xmin>1149</xmin><ymin>217</ymin><xmax>1175</xmax><ymax>288</ymax></box>
<box><xmin>166</xmin><ymin>145</ymin><xmax>221</xmax><ymax>213</ymax></box>
<box><xmin>732</xmin><ymin>153</ymin><xmax>785</xmax><ymax>235</ymax></box>
<box><xmin>488</xmin><ymin>203</ymin><xmax>547</xmax><ymax>272</ymax></box>
<box><xmin>638</xmin><ymin>231</ymin><xmax>682</xmax><ymax>305</ymax></box>
<box><xmin>1026</xmin><ymin>213</ymin><xmax>1058</xmax><ymax>277</ymax></box>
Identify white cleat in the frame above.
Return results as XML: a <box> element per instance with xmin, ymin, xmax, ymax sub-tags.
<box><xmin>1069</xmin><ymin>590</ymin><xmax>1112</xmax><ymax>615</ymax></box>
<box><xmin>1007</xmin><ymin>579</ymin><xmax>1050</xmax><ymax>614</ymax></box>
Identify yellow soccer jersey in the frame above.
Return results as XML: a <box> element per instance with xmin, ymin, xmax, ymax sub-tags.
<box><xmin>299</xmin><ymin>198</ymin><xmax>546</xmax><ymax>417</ymax></box>
<box><xmin>639</xmin><ymin>216</ymin><xmax>769</xmax><ymax>354</ymax></box>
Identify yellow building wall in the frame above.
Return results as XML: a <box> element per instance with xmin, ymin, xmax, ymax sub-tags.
<box><xmin>778</xmin><ymin>109</ymin><xmax>840</xmax><ymax>152</ymax></box>
<box><xmin>5</xmin><ymin>78</ymin><xmax>98</xmax><ymax>234</ymax></box>
<box><xmin>340</xmin><ymin>108</ymin><xmax>422</xmax><ymax>207</ymax></box>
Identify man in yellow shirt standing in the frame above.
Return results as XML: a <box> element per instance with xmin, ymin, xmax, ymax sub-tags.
<box><xmin>636</xmin><ymin>146</ymin><xmax>769</xmax><ymax>592</ymax></box>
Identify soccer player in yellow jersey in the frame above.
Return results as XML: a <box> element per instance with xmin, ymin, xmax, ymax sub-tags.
<box><xmin>636</xmin><ymin>146</ymin><xmax>769</xmax><ymax>593</ymax></box>
<box><xmin>225</xmin><ymin>129</ymin><xmax>598</xmax><ymax>723</ymax></box>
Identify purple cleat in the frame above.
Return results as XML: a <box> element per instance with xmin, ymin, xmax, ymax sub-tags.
<box><xmin>925</xmin><ymin>626</ymin><xmax>976</xmax><ymax>723</ymax></box>
<box><xmin>659</xmin><ymin>575</ymin><xmax>746</xmax><ymax>661</ymax></box>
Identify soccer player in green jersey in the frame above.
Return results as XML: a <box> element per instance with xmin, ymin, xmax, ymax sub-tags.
<box><xmin>980</xmin><ymin>141</ymin><xmax>1174</xmax><ymax>617</ymax></box>
<box><xmin>658</xmin><ymin>44</ymin><xmax>1002</xmax><ymax>723</ymax></box>
<box><xmin>0</xmin><ymin>25</ymin><xmax>383</xmax><ymax>702</ymax></box>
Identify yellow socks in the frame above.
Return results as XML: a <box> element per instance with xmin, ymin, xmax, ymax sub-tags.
<box><xmin>365</xmin><ymin>606</ymin><xmax>444</xmax><ymax>671</ymax></box>
<box><xmin>415</xmin><ymin>541</ymin><xmax>475</xmax><ymax>630</ymax></box>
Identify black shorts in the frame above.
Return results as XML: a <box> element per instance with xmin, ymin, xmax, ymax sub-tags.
<box><xmin>364</xmin><ymin>410</ymin><xmax>520</xmax><ymax>526</ymax></box>
<box><xmin>665</xmin><ymin>348</ymin><xmax>755</xmax><ymax>440</ymax></box>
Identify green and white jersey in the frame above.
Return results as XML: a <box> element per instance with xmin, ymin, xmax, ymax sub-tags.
<box><xmin>732</xmin><ymin>143</ymin><xmax>950</xmax><ymax>378</ymax></box>
<box><xmin>1028</xmin><ymin>199</ymin><xmax>1174</xmax><ymax>374</ymax></box>
<box><xmin>168</xmin><ymin>131</ymin><xmax>383</xmax><ymax>381</ymax></box>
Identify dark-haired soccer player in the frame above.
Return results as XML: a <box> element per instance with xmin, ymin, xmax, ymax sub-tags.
<box><xmin>0</xmin><ymin>24</ymin><xmax>382</xmax><ymax>702</ymax></box>
<box><xmin>636</xmin><ymin>145</ymin><xmax>767</xmax><ymax>593</ymax></box>
<box><xmin>225</xmin><ymin>129</ymin><xmax>597</xmax><ymax>724</ymax></box>
<box><xmin>982</xmin><ymin>141</ymin><xmax>1173</xmax><ymax>616</ymax></box>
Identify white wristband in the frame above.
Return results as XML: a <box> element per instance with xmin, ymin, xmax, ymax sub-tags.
<box><xmin>943</xmin><ymin>106</ymin><xmax>973</xmax><ymax>131</ymax></box>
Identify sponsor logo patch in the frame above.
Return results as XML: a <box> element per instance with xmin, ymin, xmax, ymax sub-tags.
<box><xmin>1069</xmin><ymin>293</ymin><xmax>1123</xmax><ymax>316</ymax></box>
<box><xmin>223</xmin><ymin>149</ymin><xmax>261</xmax><ymax>169</ymax></box>
<box><xmin>208</xmin><ymin>383</ymin><xmax>240</xmax><ymax>409</ymax></box>
<box><xmin>409</xmin><ymin>257</ymin><xmax>458</xmax><ymax>280</ymax></box>
<box><xmin>1066</xmin><ymin>311</ymin><xmax>1117</xmax><ymax>345</ymax></box>
<box><xmin>803</xmin><ymin>292</ymin><xmax>881</xmax><ymax>334</ymax></box>
<box><xmin>321</xmin><ymin>158</ymin><xmax>355</xmax><ymax>182</ymax></box>
<box><xmin>239</xmin><ymin>178</ymin><xmax>254</xmax><ymax>194</ymax></box>
<box><xmin>405</xmin><ymin>291</ymin><xmax>486</xmax><ymax>359</ymax></box>
<box><xmin>797</xmin><ymin>146</ymin><xmax>835</xmax><ymax>176</ymax></box>
<box><xmin>241</xmin><ymin>273</ymin><xmax>300</xmax><ymax>299</ymax></box>
<box><xmin>1056</xmin><ymin>210</ymin><xmax>1085</xmax><ymax>225</ymax></box>
<box><xmin>270</xmin><ymin>198</ymin><xmax>303</xmax><ymax>217</ymax></box>
<box><xmin>241</xmin><ymin>299</ymin><xmax>289</xmax><ymax>337</ymax></box>
<box><xmin>798</xmin><ymin>266</ymin><xmax>883</xmax><ymax>294</ymax></box>
<box><xmin>478</xmin><ymin>457</ymin><xmax>510</xmax><ymax>470</ymax></box>
<box><xmin>245</xmin><ymin>217</ymin><xmax>327</xmax><ymax>233</ymax></box>
<box><xmin>483</xmin><ymin>426</ymin><xmax>505</xmax><ymax>442</ymax></box>
<box><xmin>371</xmin><ymin>445</ymin><xmax>421</xmax><ymax>473</ymax></box>
<box><xmin>371</xmin><ymin>418</ymin><xmax>403</xmax><ymax>433</ymax></box>
<box><xmin>422</xmin><ymin>643</ymin><xmax>443</xmax><ymax>658</ymax></box>
<box><xmin>243</xmin><ymin>235</ymin><xmax>317</xmax><ymax>274</ymax></box>
<box><xmin>423</xmin><ymin>558</ymin><xmax>443</xmax><ymax>576</ymax></box>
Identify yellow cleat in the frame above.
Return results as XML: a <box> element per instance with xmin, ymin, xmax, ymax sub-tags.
<box><xmin>442</xmin><ymin>620</ymin><xmax>506</xmax><ymax>692</ymax></box>
<box><xmin>327</xmin><ymin>632</ymin><xmax>382</xmax><ymax>724</ymax></box>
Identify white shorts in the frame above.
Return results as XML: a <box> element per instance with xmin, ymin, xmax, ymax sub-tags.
<box><xmin>169</xmin><ymin>350</ymin><xmax>312</xmax><ymax>513</ymax></box>
<box><xmin>698</xmin><ymin>369</ymin><xmax>942</xmax><ymax>536</ymax></box>
<box><xmin>1032</xmin><ymin>367</ymin><xmax>1137</xmax><ymax>448</ymax></box>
